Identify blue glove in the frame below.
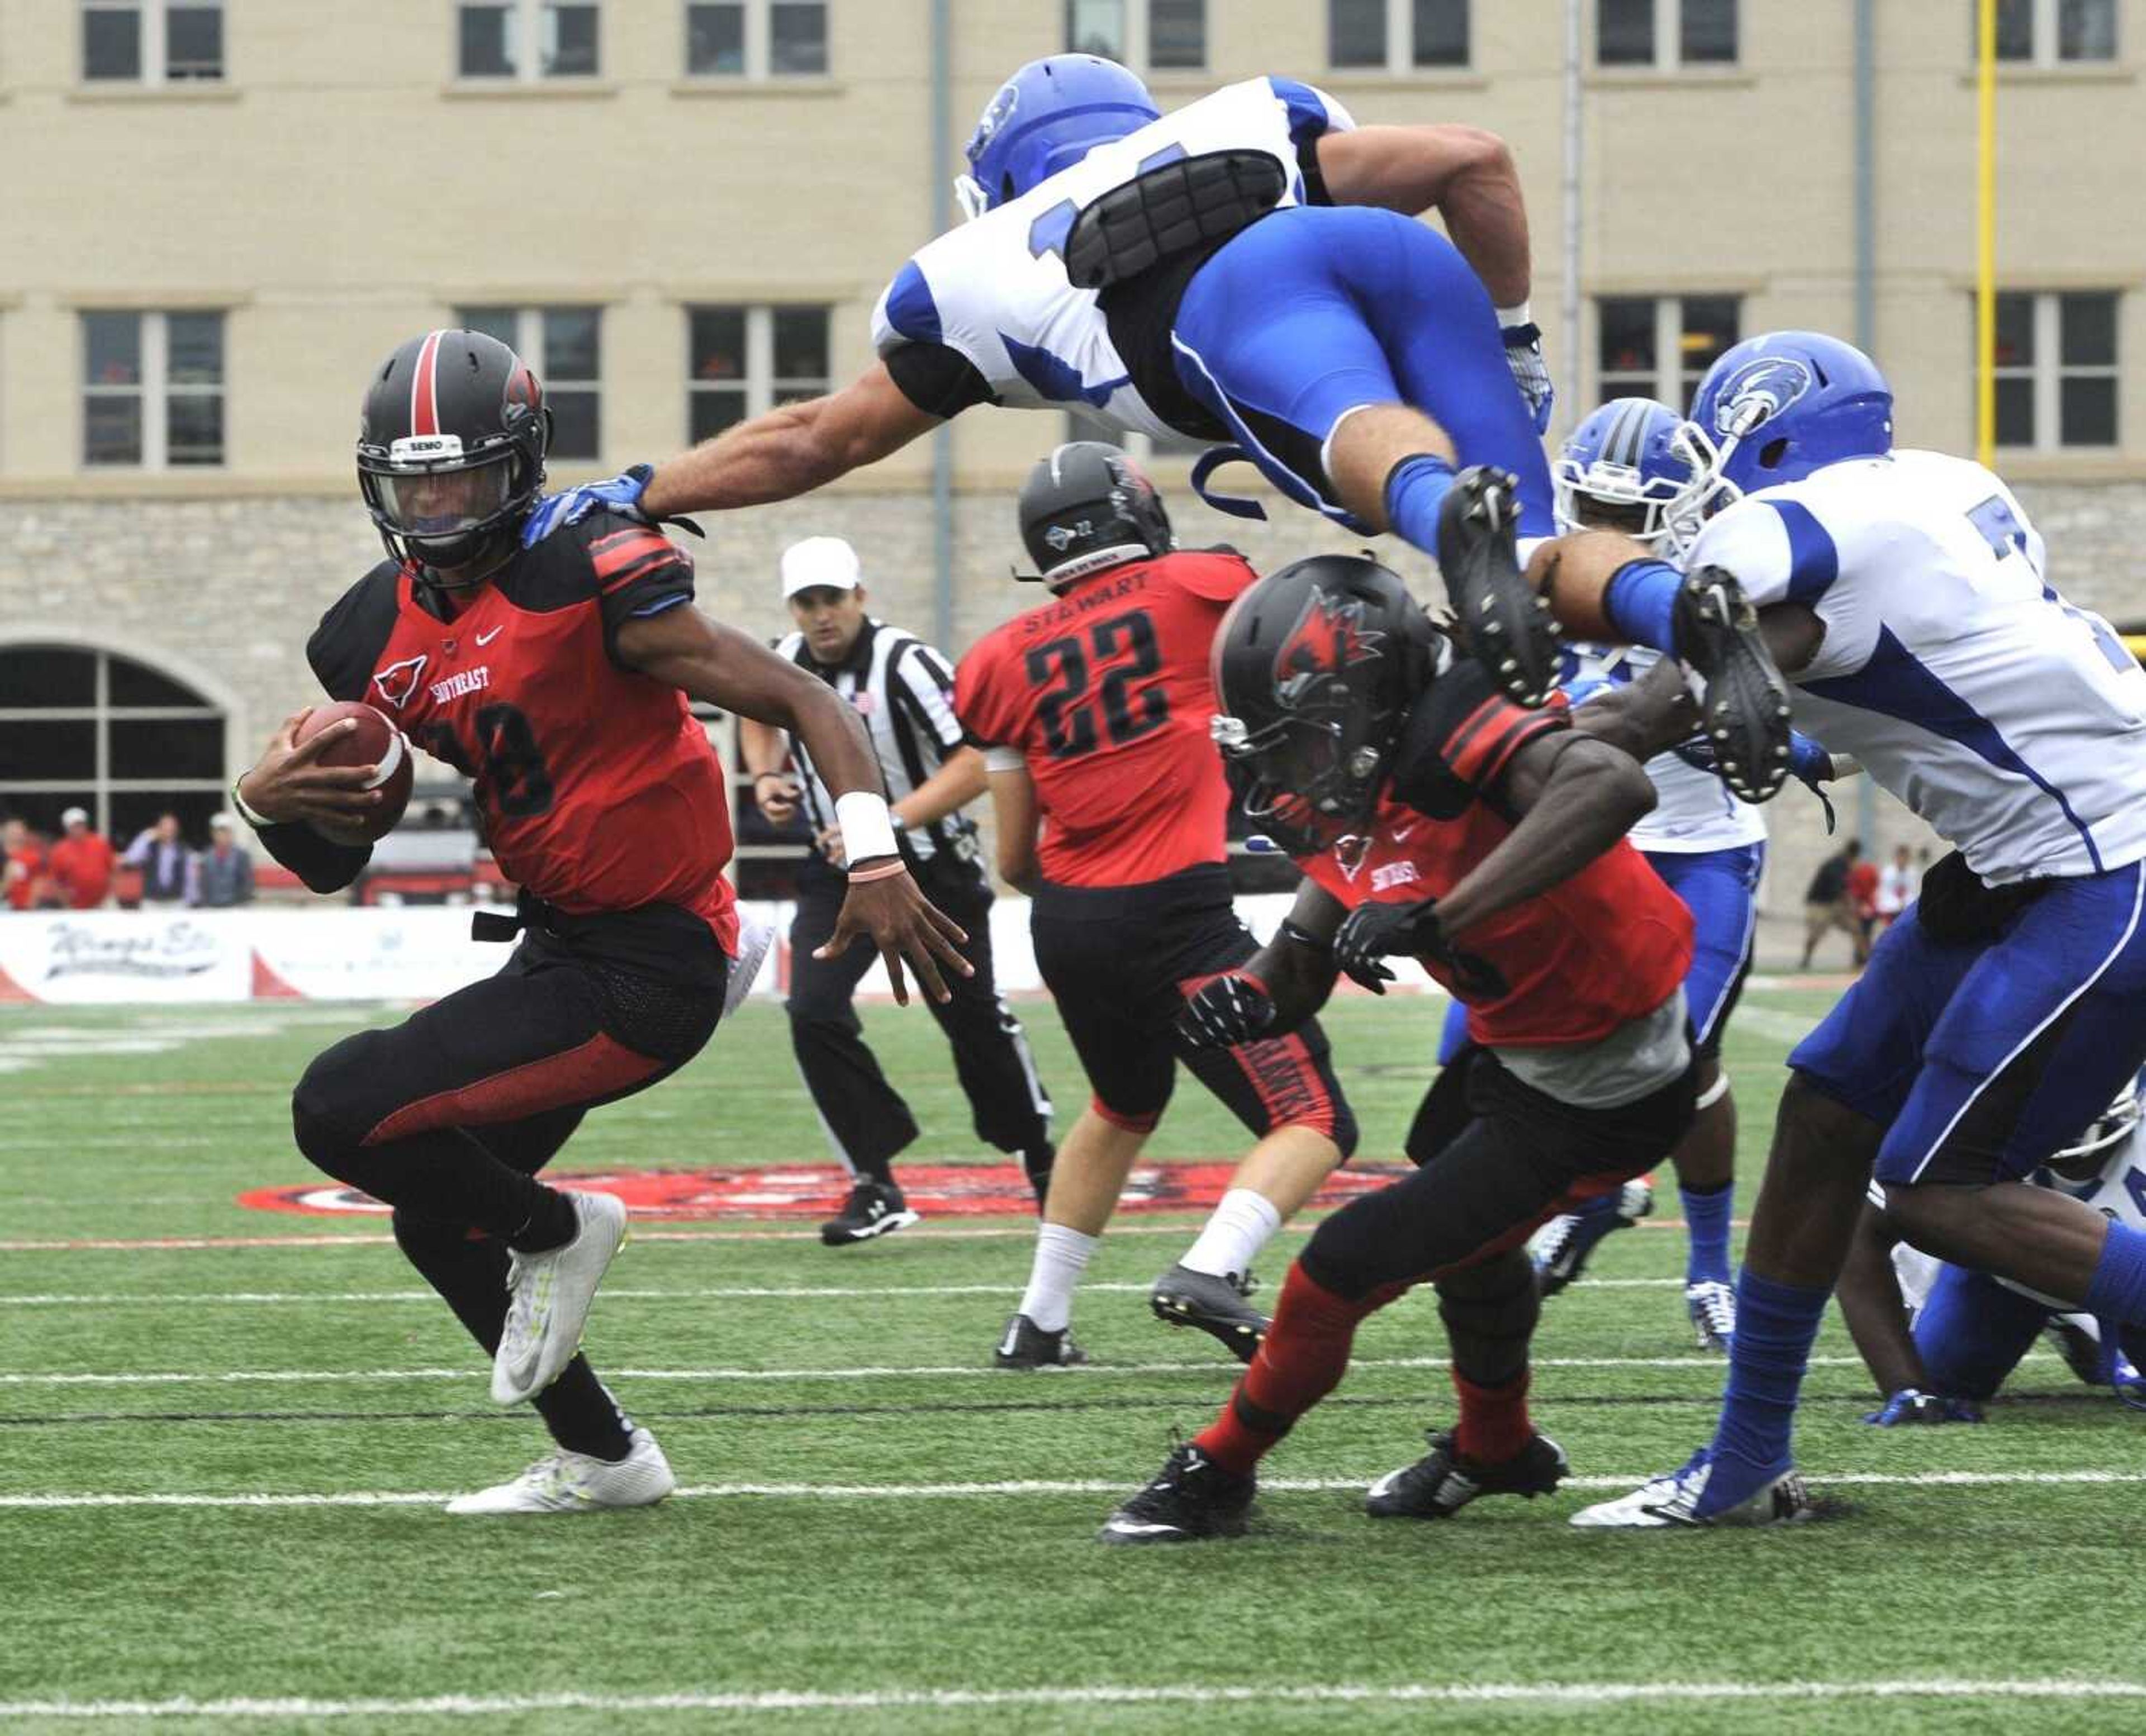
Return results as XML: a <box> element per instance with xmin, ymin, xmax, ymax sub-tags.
<box><xmin>1502</xmin><ymin>322</ymin><xmax>1554</xmax><ymax>438</ymax></box>
<box><xmin>520</xmin><ymin>463</ymin><xmax>654</xmax><ymax>547</ymax></box>
<box><xmin>1863</xmin><ymin>1388</ymin><xmax>1984</xmax><ymax>1426</ymax></box>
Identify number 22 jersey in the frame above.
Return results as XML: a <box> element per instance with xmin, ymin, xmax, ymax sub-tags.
<box><xmin>305</xmin><ymin>510</ymin><xmax>739</xmax><ymax>951</ymax></box>
<box><xmin>956</xmin><ymin>550</ymin><xmax>1259</xmax><ymax>889</ymax></box>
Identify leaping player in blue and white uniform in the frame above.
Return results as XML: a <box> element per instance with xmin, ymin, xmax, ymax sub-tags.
<box><xmin>1510</xmin><ymin>332</ymin><xmax>2146</xmax><ymax>1526</ymax></box>
<box><xmin>1477</xmin><ymin>399</ymin><xmax>1854</xmax><ymax>1352</ymax></box>
<box><xmin>1837</xmin><ymin>1077</ymin><xmax>2146</xmax><ymax>1418</ymax></box>
<box><xmin>519</xmin><ymin>55</ymin><xmax>1789</xmax><ymax>780</ymax></box>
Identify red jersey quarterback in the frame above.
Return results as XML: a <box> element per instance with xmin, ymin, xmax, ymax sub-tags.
<box><xmin>956</xmin><ymin>444</ymin><xmax>1355</xmax><ymax>1373</ymax></box>
<box><xmin>231</xmin><ymin>329</ymin><xmax>966</xmax><ymax>1515</ymax></box>
<box><xmin>1098</xmin><ymin>545</ymin><xmax>1702</xmax><ymax>1544</ymax></box>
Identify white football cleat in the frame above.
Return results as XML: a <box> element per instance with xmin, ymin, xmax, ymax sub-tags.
<box><xmin>444</xmin><ymin>1426</ymin><xmax>675</xmax><ymax>1515</ymax></box>
<box><xmin>1685</xmin><ymin>1279</ymin><xmax>1737</xmax><ymax>1352</ymax></box>
<box><xmin>1569</xmin><ymin>1449</ymin><xmax>1812</xmax><ymax>1529</ymax></box>
<box><xmin>492</xmin><ymin>1190</ymin><xmax>628</xmax><ymax>1406</ymax></box>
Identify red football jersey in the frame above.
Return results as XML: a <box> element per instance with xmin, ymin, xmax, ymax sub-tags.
<box><xmin>308</xmin><ymin>512</ymin><xmax>739</xmax><ymax>953</ymax></box>
<box><xmin>1299</xmin><ymin>664</ymin><xmax>1692</xmax><ymax>1049</ymax></box>
<box><xmin>956</xmin><ymin>550</ymin><xmax>1259</xmax><ymax>888</ymax></box>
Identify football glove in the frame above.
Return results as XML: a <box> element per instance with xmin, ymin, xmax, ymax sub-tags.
<box><xmin>1175</xmin><ymin>972</ymin><xmax>1276</xmax><ymax>1050</ymax></box>
<box><xmin>1863</xmin><ymin>1388</ymin><xmax>1984</xmax><ymax>1426</ymax></box>
<box><xmin>1502</xmin><ymin>322</ymin><xmax>1554</xmax><ymax>437</ymax></box>
<box><xmin>1333</xmin><ymin>899</ymin><xmax>1511</xmax><ymax>1001</ymax></box>
<box><xmin>521</xmin><ymin>463</ymin><xmax>655</xmax><ymax>546</ymax></box>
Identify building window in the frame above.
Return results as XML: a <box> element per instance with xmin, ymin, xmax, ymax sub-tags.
<box><xmin>0</xmin><ymin>645</ymin><xmax>228</xmax><ymax>845</ymax></box>
<box><xmin>1992</xmin><ymin>291</ymin><xmax>2119</xmax><ymax>450</ymax></box>
<box><xmin>1329</xmin><ymin>0</ymin><xmax>1470</xmax><ymax>69</ymax></box>
<box><xmin>82</xmin><ymin>2</ymin><xmax>224</xmax><ymax>84</ymax></box>
<box><xmin>454</xmin><ymin>307</ymin><xmax>602</xmax><ymax>460</ymax></box>
<box><xmin>1597</xmin><ymin>0</ymin><xmax>1736</xmax><ymax>66</ymax></box>
<box><xmin>457</xmin><ymin>1</ymin><xmax>600</xmax><ymax>80</ymax></box>
<box><xmin>81</xmin><ymin>311</ymin><xmax>225</xmax><ymax>470</ymax></box>
<box><xmin>1597</xmin><ymin>295</ymin><xmax>1740</xmax><ymax>412</ymax></box>
<box><xmin>686</xmin><ymin>1</ymin><xmax>827</xmax><ymax>77</ymax></box>
<box><xmin>1065</xmin><ymin>0</ymin><xmax>1205</xmax><ymax>70</ymax></box>
<box><xmin>688</xmin><ymin>306</ymin><xmax>831</xmax><ymax>444</ymax></box>
<box><xmin>1987</xmin><ymin>0</ymin><xmax>2116</xmax><ymax>63</ymax></box>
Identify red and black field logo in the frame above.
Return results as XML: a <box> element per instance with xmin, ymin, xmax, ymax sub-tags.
<box><xmin>238</xmin><ymin>1162</ymin><xmax>1406</xmax><ymax>1221</ymax></box>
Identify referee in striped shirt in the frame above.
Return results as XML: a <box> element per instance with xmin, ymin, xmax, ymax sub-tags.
<box><xmin>744</xmin><ymin>537</ymin><xmax>1056</xmax><ymax>1245</ymax></box>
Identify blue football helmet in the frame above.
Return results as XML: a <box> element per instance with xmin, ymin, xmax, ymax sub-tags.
<box><xmin>956</xmin><ymin>55</ymin><xmax>1160</xmax><ymax>220</ymax></box>
<box><xmin>1684</xmin><ymin>331</ymin><xmax>1894</xmax><ymax>502</ymax></box>
<box><xmin>1553</xmin><ymin>397</ymin><xmax>1696</xmax><ymax>551</ymax></box>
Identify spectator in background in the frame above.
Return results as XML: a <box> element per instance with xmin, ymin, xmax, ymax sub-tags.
<box><xmin>3</xmin><ymin>818</ymin><xmax>42</xmax><ymax>912</ymax></box>
<box><xmin>1846</xmin><ymin>846</ymin><xmax>1882</xmax><ymax>958</ymax></box>
<box><xmin>190</xmin><ymin>814</ymin><xmax>255</xmax><ymax>907</ymax></box>
<box><xmin>1800</xmin><ymin>837</ymin><xmax>1868</xmax><ymax>970</ymax></box>
<box><xmin>45</xmin><ymin>807</ymin><xmax>115</xmax><ymax>910</ymax></box>
<box><xmin>1876</xmin><ymin>843</ymin><xmax>1918</xmax><ymax>931</ymax></box>
<box><xmin>124</xmin><ymin>810</ymin><xmax>193</xmax><ymax>905</ymax></box>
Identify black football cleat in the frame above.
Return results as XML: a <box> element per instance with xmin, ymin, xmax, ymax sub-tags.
<box><xmin>1673</xmin><ymin>567</ymin><xmax>1794</xmax><ymax>803</ymax></box>
<box><xmin>994</xmin><ymin>1312</ymin><xmax>1088</xmax><ymax>1371</ymax></box>
<box><xmin>1436</xmin><ymin>465</ymin><xmax>1561</xmax><ymax>708</ymax></box>
<box><xmin>1099</xmin><ymin>1440</ymin><xmax>1256</xmax><ymax>1544</ymax></box>
<box><xmin>1533</xmin><ymin>1178</ymin><xmax>1654</xmax><ymax>1298</ymax></box>
<box><xmin>1150</xmin><ymin>1264</ymin><xmax>1267</xmax><ymax>1364</ymax></box>
<box><xmin>819</xmin><ymin>1179</ymin><xmax>920</xmax><ymax>1248</ymax></box>
<box><xmin>1364</xmin><ymin>1428</ymin><xmax>1569</xmax><ymax>1520</ymax></box>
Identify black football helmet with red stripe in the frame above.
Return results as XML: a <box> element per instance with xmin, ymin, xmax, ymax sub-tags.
<box><xmin>1209</xmin><ymin>554</ymin><xmax>1437</xmax><ymax>852</ymax></box>
<box><xmin>357</xmin><ymin>329</ymin><xmax>552</xmax><ymax>584</ymax></box>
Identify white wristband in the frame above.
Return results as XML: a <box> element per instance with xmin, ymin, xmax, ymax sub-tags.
<box><xmin>1495</xmin><ymin>300</ymin><xmax>1533</xmax><ymax>330</ymax></box>
<box><xmin>836</xmin><ymin>790</ymin><xmax>899</xmax><ymax>864</ymax></box>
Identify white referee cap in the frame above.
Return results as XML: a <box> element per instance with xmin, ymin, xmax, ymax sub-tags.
<box><xmin>61</xmin><ymin>806</ymin><xmax>89</xmax><ymax>827</ymax></box>
<box><xmin>780</xmin><ymin>536</ymin><xmax>863</xmax><ymax>601</ymax></box>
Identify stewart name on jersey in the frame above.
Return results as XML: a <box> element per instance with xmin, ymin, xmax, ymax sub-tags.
<box><xmin>956</xmin><ymin>549</ymin><xmax>1261</xmax><ymax>888</ymax></box>
<box><xmin>306</xmin><ymin>510</ymin><xmax>739</xmax><ymax>952</ymax></box>
<box><xmin>1296</xmin><ymin>656</ymin><xmax>1693</xmax><ymax>1049</ymax></box>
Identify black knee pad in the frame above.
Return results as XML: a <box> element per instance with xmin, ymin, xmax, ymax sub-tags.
<box><xmin>290</xmin><ymin>1036</ymin><xmax>374</xmax><ymax>1174</ymax></box>
<box><xmin>1434</xmin><ymin>1260</ymin><xmax>1540</xmax><ymax>1346</ymax></box>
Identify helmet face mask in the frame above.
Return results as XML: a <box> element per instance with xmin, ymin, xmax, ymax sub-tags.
<box><xmin>2045</xmin><ymin>1083</ymin><xmax>2144</xmax><ymax>1182</ymax></box>
<box><xmin>357</xmin><ymin>329</ymin><xmax>552</xmax><ymax>586</ymax></box>
<box><xmin>1553</xmin><ymin>396</ymin><xmax>1701</xmax><ymax>555</ymax></box>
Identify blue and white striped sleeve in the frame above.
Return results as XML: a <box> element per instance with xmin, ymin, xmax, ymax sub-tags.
<box><xmin>1686</xmin><ymin>494</ymin><xmax>1838</xmax><ymax>611</ymax></box>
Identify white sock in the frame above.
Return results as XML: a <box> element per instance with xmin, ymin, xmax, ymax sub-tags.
<box><xmin>1180</xmin><ymin>1188</ymin><xmax>1283</xmax><ymax>1280</ymax></box>
<box><xmin>1017</xmin><ymin>1224</ymin><xmax>1098</xmax><ymax>1333</ymax></box>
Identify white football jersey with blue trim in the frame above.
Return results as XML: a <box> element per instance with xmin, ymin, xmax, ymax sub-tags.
<box><xmin>1563</xmin><ymin>644</ymin><xmax>1767</xmax><ymax>852</ymax></box>
<box><xmin>1684</xmin><ymin>449</ymin><xmax>2146</xmax><ymax>884</ymax></box>
<box><xmin>870</xmin><ymin>77</ymin><xmax>1353</xmax><ymax>439</ymax></box>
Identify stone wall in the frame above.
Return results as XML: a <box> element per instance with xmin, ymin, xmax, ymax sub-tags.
<box><xmin>4</xmin><ymin>478</ymin><xmax>2143</xmax><ymax>955</ymax></box>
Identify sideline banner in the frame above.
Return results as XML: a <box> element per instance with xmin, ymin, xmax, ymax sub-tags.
<box><xmin>0</xmin><ymin>893</ymin><xmax>1438</xmax><ymax>1005</ymax></box>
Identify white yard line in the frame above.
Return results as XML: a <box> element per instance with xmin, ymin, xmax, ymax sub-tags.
<box><xmin>0</xmin><ymin>1279</ymin><xmax>1684</xmax><ymax>1307</ymax></box>
<box><xmin>1</xmin><ymin>1470</ymin><xmax>2140</xmax><ymax>1513</ymax></box>
<box><xmin>0</xmin><ymin>1353</ymin><xmax>1881</xmax><ymax>1388</ymax></box>
<box><xmin>0</xmin><ymin>1679</ymin><xmax>2142</xmax><ymax>1721</ymax></box>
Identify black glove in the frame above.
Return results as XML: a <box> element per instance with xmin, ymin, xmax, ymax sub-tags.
<box><xmin>1332</xmin><ymin>900</ymin><xmax>1424</xmax><ymax>995</ymax></box>
<box><xmin>1175</xmin><ymin>973</ymin><xmax>1276</xmax><ymax>1050</ymax></box>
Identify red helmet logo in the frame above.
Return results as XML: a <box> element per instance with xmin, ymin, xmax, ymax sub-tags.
<box><xmin>1274</xmin><ymin>590</ymin><xmax>1383</xmax><ymax>706</ymax></box>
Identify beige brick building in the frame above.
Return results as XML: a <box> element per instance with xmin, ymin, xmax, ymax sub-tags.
<box><xmin>1</xmin><ymin>0</ymin><xmax>2140</xmax><ymax>935</ymax></box>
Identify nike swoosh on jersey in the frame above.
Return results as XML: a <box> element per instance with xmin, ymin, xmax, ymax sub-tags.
<box><xmin>476</xmin><ymin>627</ymin><xmax>504</xmax><ymax>646</ymax></box>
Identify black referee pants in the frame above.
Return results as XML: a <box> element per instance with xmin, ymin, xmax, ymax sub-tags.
<box><xmin>786</xmin><ymin>855</ymin><xmax>1051</xmax><ymax>1181</ymax></box>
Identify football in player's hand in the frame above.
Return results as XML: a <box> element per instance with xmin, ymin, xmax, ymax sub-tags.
<box><xmin>296</xmin><ymin>701</ymin><xmax>413</xmax><ymax>845</ymax></box>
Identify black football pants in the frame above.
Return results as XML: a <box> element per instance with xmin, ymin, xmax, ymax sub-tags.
<box><xmin>785</xmin><ymin>857</ymin><xmax>1052</xmax><ymax>1183</ymax></box>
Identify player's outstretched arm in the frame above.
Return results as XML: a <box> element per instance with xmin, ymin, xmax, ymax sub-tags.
<box><xmin>1315</xmin><ymin>125</ymin><xmax>1529</xmax><ymax>307</ymax></box>
<box><xmin>615</xmin><ymin>606</ymin><xmax>972</xmax><ymax>1005</ymax></box>
<box><xmin>1435</xmin><ymin>731</ymin><xmax>1654</xmax><ymax>940</ymax></box>
<box><xmin>640</xmin><ymin>362</ymin><xmax>942</xmax><ymax>519</ymax></box>
<box><xmin>1569</xmin><ymin>656</ymin><xmax>1701</xmax><ymax>763</ymax></box>
<box><xmin>1837</xmin><ymin>1199</ymin><xmax>1929</xmax><ymax>1401</ymax></box>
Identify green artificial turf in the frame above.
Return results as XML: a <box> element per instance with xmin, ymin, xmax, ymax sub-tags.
<box><xmin>1</xmin><ymin>988</ymin><xmax>2140</xmax><ymax>1733</ymax></box>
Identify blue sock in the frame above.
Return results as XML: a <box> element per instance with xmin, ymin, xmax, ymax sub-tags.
<box><xmin>1603</xmin><ymin>559</ymin><xmax>1684</xmax><ymax>655</ymax></box>
<box><xmin>2085</xmin><ymin>1222</ymin><xmax>2146</xmax><ymax>1327</ymax></box>
<box><xmin>1707</xmin><ymin>1269</ymin><xmax>1827</xmax><ymax>1486</ymax></box>
<box><xmin>1681</xmin><ymin>1182</ymin><xmax>1735</xmax><ymax>1287</ymax></box>
<box><xmin>1383</xmin><ymin>453</ymin><xmax>1455</xmax><ymax>555</ymax></box>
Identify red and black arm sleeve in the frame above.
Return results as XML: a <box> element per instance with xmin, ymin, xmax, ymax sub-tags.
<box><xmin>1387</xmin><ymin>662</ymin><xmax>1569</xmax><ymax>821</ymax></box>
<box><xmin>582</xmin><ymin>519</ymin><xmax>699</xmax><ymax>667</ymax></box>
